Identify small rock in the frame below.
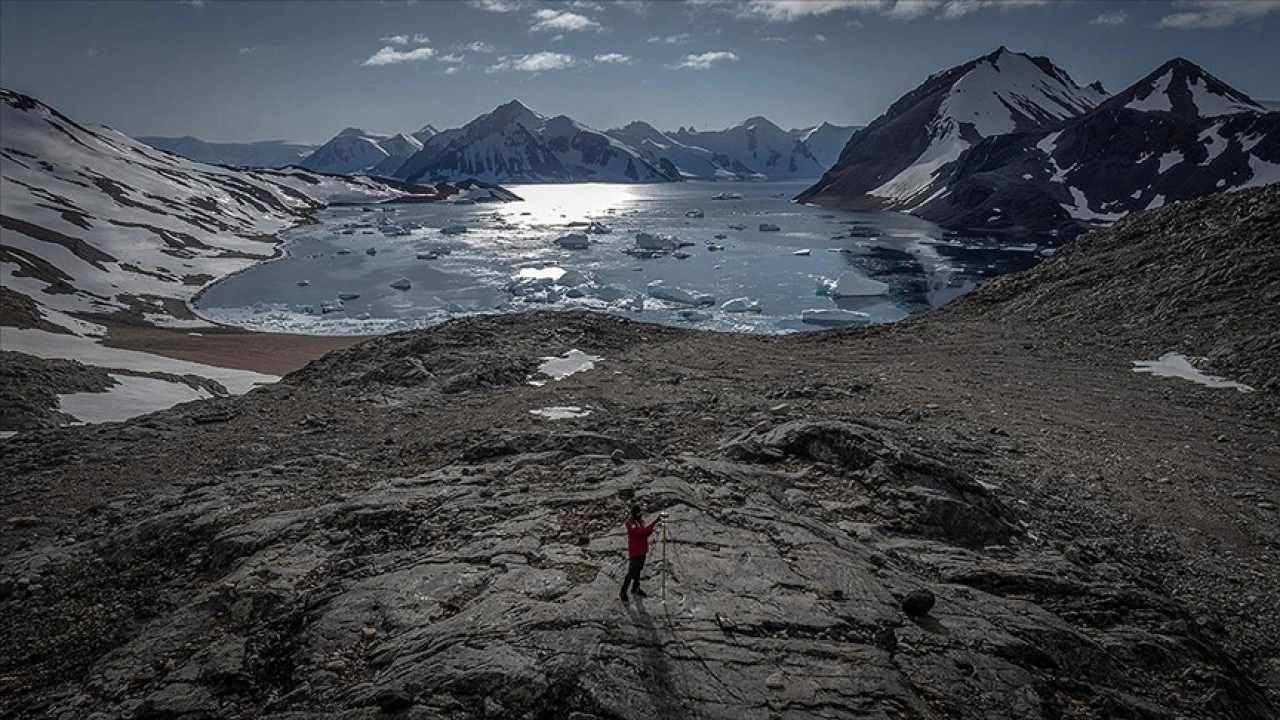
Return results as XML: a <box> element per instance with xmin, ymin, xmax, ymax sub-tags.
<box><xmin>567</xmin><ymin>713</ymin><xmax>599</xmax><ymax>720</ymax></box>
<box><xmin>7</xmin><ymin>516</ymin><xmax>40</xmax><ymax>527</ymax></box>
<box><xmin>611</xmin><ymin>449</ymin><xmax>625</xmax><ymax>465</ymax></box>
<box><xmin>753</xmin><ymin>420</ymin><xmax>772</xmax><ymax>434</ymax></box>
<box><xmin>372</xmin><ymin>687</ymin><xmax>413</xmax><ymax>712</ymax></box>
<box><xmin>0</xmin><ymin>577</ymin><xmax>13</xmax><ymax>598</ymax></box>
<box><xmin>484</xmin><ymin>696</ymin><xmax>505</xmax><ymax>717</ymax></box>
<box><xmin>765</xmin><ymin>671</ymin><xmax>785</xmax><ymax>689</ymax></box>
<box><xmin>901</xmin><ymin>589</ymin><xmax>936</xmax><ymax>618</ymax></box>
<box><xmin>322</xmin><ymin>659</ymin><xmax>348</xmax><ymax>672</ymax></box>
<box><xmin>517</xmin><ymin>483</ymin><xmax>530</xmax><ymax>493</ymax></box>
<box><xmin>361</xmin><ymin>626</ymin><xmax>379</xmax><ymax>640</ymax></box>
<box><xmin>1062</xmin><ymin>546</ymin><xmax>1082</xmax><ymax>565</ymax></box>
<box><xmin>327</xmin><ymin>531</ymin><xmax>350</xmax><ymax>545</ymax></box>
<box><xmin>769</xmin><ymin>403</ymin><xmax>792</xmax><ymax>415</ymax></box>
<box><xmin>1258</xmin><ymin>501</ymin><xmax>1275</xmax><ymax>511</ymax></box>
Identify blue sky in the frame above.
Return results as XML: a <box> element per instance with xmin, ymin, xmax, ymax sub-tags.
<box><xmin>2</xmin><ymin>0</ymin><xmax>1278</xmax><ymax>142</ymax></box>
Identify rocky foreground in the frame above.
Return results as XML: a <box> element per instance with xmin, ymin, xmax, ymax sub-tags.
<box><xmin>2</xmin><ymin>188</ymin><xmax>1279</xmax><ymax>719</ymax></box>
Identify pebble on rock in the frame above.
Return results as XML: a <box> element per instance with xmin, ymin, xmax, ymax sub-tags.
<box><xmin>901</xmin><ymin>589</ymin><xmax>936</xmax><ymax>618</ymax></box>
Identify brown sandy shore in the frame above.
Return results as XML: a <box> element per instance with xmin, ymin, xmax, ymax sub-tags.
<box><xmin>101</xmin><ymin>324</ymin><xmax>370</xmax><ymax>377</ymax></box>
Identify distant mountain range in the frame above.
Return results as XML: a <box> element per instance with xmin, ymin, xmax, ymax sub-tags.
<box><xmin>141</xmin><ymin>107</ymin><xmax>859</xmax><ymax>183</ymax></box>
<box><xmin>799</xmin><ymin>48</ymin><xmax>1279</xmax><ymax>234</ymax></box>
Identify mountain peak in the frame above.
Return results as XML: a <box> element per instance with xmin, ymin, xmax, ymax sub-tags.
<box><xmin>1109</xmin><ymin>57</ymin><xmax>1263</xmax><ymax>119</ymax></box>
<box><xmin>337</xmin><ymin>127</ymin><xmax>370</xmax><ymax>138</ymax></box>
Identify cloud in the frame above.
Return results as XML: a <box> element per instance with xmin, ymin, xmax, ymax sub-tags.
<box><xmin>530</xmin><ymin>8</ymin><xmax>602</xmax><ymax>31</ymax></box>
<box><xmin>1089</xmin><ymin>10</ymin><xmax>1125</xmax><ymax>26</ymax></box>
<box><xmin>594</xmin><ymin>52</ymin><xmax>632</xmax><ymax>64</ymax></box>
<box><xmin>1157</xmin><ymin>0</ymin><xmax>1280</xmax><ymax>29</ymax></box>
<box><xmin>382</xmin><ymin>34</ymin><xmax>410</xmax><ymax>45</ymax></box>
<box><xmin>647</xmin><ymin>33</ymin><xmax>691</xmax><ymax>43</ymax></box>
<box><xmin>461</xmin><ymin>40</ymin><xmax>497</xmax><ymax>53</ymax></box>
<box><xmin>760</xmin><ymin>35</ymin><xmax>787</xmax><ymax>42</ymax></box>
<box><xmin>362</xmin><ymin>46</ymin><xmax>436</xmax><ymax>66</ymax></box>
<box><xmin>440</xmin><ymin>53</ymin><xmax>466</xmax><ymax>63</ymax></box>
<box><xmin>444</xmin><ymin>66</ymin><xmax>460</xmax><ymax>74</ymax></box>
<box><xmin>673</xmin><ymin>50</ymin><xmax>740</xmax><ymax>69</ymax></box>
<box><xmin>468</xmin><ymin>0</ymin><xmax>523</xmax><ymax>11</ymax></box>
<box><xmin>86</xmin><ymin>48</ymin><xmax>99</xmax><ymax>57</ymax></box>
<box><xmin>489</xmin><ymin>51</ymin><xmax>579</xmax><ymax>72</ymax></box>
<box><xmin>238</xmin><ymin>46</ymin><xmax>257</xmax><ymax>55</ymax></box>
<box><xmin>567</xmin><ymin>0</ymin><xmax>605</xmax><ymax>10</ymax></box>
<box><xmin>732</xmin><ymin>0</ymin><xmax>1047</xmax><ymax>22</ymax></box>
<box><xmin>814</xmin><ymin>33</ymin><xmax>827</xmax><ymax>41</ymax></box>
<box><xmin>178</xmin><ymin>0</ymin><xmax>208</xmax><ymax>8</ymax></box>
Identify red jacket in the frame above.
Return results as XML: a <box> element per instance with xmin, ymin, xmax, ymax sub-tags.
<box><xmin>626</xmin><ymin>517</ymin><xmax>657</xmax><ymax>558</ymax></box>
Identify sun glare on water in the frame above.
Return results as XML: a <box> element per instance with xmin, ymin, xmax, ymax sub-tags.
<box><xmin>499</xmin><ymin>183</ymin><xmax>637</xmax><ymax>226</ymax></box>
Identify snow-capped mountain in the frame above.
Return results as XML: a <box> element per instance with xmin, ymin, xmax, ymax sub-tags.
<box><xmin>792</xmin><ymin>123</ymin><xmax>861</xmax><ymax>171</ymax></box>
<box><xmin>299</xmin><ymin>127</ymin><xmax>421</xmax><ymax>175</ymax></box>
<box><xmin>137</xmin><ymin>136</ymin><xmax>319</xmax><ymax>168</ymax></box>
<box><xmin>0</xmin><ymin>89</ymin><xmax>452</xmax><ymax>335</ymax></box>
<box><xmin>670</xmin><ymin>116</ymin><xmax>827</xmax><ymax>179</ymax></box>
<box><xmin>798</xmin><ymin>47</ymin><xmax>1108</xmax><ymax>210</ymax></box>
<box><xmin>1104</xmin><ymin>58</ymin><xmax>1265</xmax><ymax>120</ymax></box>
<box><xmin>914</xmin><ymin>59</ymin><xmax>1279</xmax><ymax>233</ymax></box>
<box><xmin>411</xmin><ymin>125</ymin><xmax>439</xmax><ymax>145</ymax></box>
<box><xmin>393</xmin><ymin>100</ymin><xmax>678</xmax><ymax>184</ymax></box>
<box><xmin>603</xmin><ymin>121</ymin><xmax>743</xmax><ymax>180</ymax></box>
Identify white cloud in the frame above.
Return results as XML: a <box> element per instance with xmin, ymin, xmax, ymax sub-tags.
<box><xmin>594</xmin><ymin>52</ymin><xmax>632</xmax><ymax>64</ymax></box>
<box><xmin>733</xmin><ymin>0</ymin><xmax>1047</xmax><ymax>22</ymax></box>
<box><xmin>814</xmin><ymin>33</ymin><xmax>827</xmax><ymax>41</ymax></box>
<box><xmin>761</xmin><ymin>35</ymin><xmax>788</xmax><ymax>42</ymax></box>
<box><xmin>86</xmin><ymin>48</ymin><xmax>99</xmax><ymax>57</ymax></box>
<box><xmin>444</xmin><ymin>66</ymin><xmax>460</xmax><ymax>74</ymax></box>
<box><xmin>468</xmin><ymin>0</ymin><xmax>523</xmax><ymax>12</ymax></box>
<box><xmin>1090</xmin><ymin>10</ymin><xmax>1125</xmax><ymax>26</ymax></box>
<box><xmin>530</xmin><ymin>9</ymin><xmax>602</xmax><ymax>32</ymax></box>
<box><xmin>462</xmin><ymin>41</ymin><xmax>497</xmax><ymax>53</ymax></box>
<box><xmin>440</xmin><ymin>53</ymin><xmax>466</xmax><ymax>63</ymax></box>
<box><xmin>674</xmin><ymin>50</ymin><xmax>740</xmax><ymax>69</ymax></box>
<box><xmin>382</xmin><ymin>34</ymin><xmax>410</xmax><ymax>45</ymax></box>
<box><xmin>362</xmin><ymin>46</ymin><xmax>436</xmax><ymax>66</ymax></box>
<box><xmin>1157</xmin><ymin>0</ymin><xmax>1280</xmax><ymax>29</ymax></box>
<box><xmin>238</xmin><ymin>46</ymin><xmax>257</xmax><ymax>55</ymax></box>
<box><xmin>647</xmin><ymin>33</ymin><xmax>691</xmax><ymax>44</ymax></box>
<box><xmin>489</xmin><ymin>51</ymin><xmax>579</xmax><ymax>72</ymax></box>
<box><xmin>567</xmin><ymin>0</ymin><xmax>605</xmax><ymax>10</ymax></box>
<box><xmin>179</xmin><ymin>0</ymin><xmax>208</xmax><ymax>8</ymax></box>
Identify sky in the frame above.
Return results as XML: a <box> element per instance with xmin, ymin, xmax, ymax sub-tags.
<box><xmin>1</xmin><ymin>0</ymin><xmax>1278</xmax><ymax>143</ymax></box>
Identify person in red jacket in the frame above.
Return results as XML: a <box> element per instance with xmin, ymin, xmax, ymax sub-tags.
<box><xmin>621</xmin><ymin>505</ymin><xmax>660</xmax><ymax>601</ymax></box>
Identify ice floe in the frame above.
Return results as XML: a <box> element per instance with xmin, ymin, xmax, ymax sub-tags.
<box><xmin>801</xmin><ymin>308</ymin><xmax>872</xmax><ymax>327</ymax></box>
<box><xmin>647</xmin><ymin>280</ymin><xmax>715</xmax><ymax>307</ymax></box>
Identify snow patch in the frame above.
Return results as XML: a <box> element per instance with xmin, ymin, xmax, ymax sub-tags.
<box><xmin>535</xmin><ymin>349</ymin><xmax>601</xmax><ymax>382</ymax></box>
<box><xmin>529</xmin><ymin>406</ymin><xmax>592</xmax><ymax>420</ymax></box>
<box><xmin>58</xmin><ymin>374</ymin><xmax>215</xmax><ymax>424</ymax></box>
<box><xmin>1132</xmin><ymin>353</ymin><xmax>1253</xmax><ymax>392</ymax></box>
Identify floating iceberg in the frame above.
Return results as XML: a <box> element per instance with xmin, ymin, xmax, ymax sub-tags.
<box><xmin>390</xmin><ymin>277</ymin><xmax>411</xmax><ymax>291</ymax></box>
<box><xmin>440</xmin><ymin>224</ymin><xmax>468</xmax><ymax>235</ymax></box>
<box><xmin>337</xmin><ymin>292</ymin><xmax>361</xmax><ymax>300</ymax></box>
<box><xmin>555</xmin><ymin>233</ymin><xmax>590</xmax><ymax>250</ymax></box>
<box><xmin>676</xmin><ymin>309</ymin><xmax>712</xmax><ymax>322</ymax></box>
<box><xmin>416</xmin><ymin>251</ymin><xmax>437</xmax><ymax>260</ymax></box>
<box><xmin>721</xmin><ymin>297</ymin><xmax>762</xmax><ymax>313</ymax></box>
<box><xmin>647</xmin><ymin>280</ymin><xmax>715</xmax><ymax>307</ymax></box>
<box><xmin>296</xmin><ymin>279</ymin><xmax>310</xmax><ymax>287</ymax></box>
<box><xmin>759</xmin><ymin>223</ymin><xmax>781</xmax><ymax>232</ymax></box>
<box><xmin>801</xmin><ymin>308</ymin><xmax>871</xmax><ymax>327</ymax></box>
<box><xmin>685</xmin><ymin>209</ymin><xmax>705</xmax><ymax>219</ymax></box>
<box><xmin>793</xmin><ymin>249</ymin><xmax>810</xmax><ymax>256</ymax></box>
<box><xmin>366</xmin><ymin>247</ymin><xmax>377</xmax><ymax>256</ymax></box>
<box><xmin>635</xmin><ymin>232</ymin><xmax>681</xmax><ymax>251</ymax></box>
<box><xmin>826</xmin><ymin>272</ymin><xmax>889</xmax><ymax>298</ymax></box>
<box><xmin>584</xmin><ymin>221</ymin><xmax>612</xmax><ymax>234</ymax></box>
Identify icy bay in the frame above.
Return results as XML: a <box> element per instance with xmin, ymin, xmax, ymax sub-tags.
<box><xmin>196</xmin><ymin>181</ymin><xmax>1050</xmax><ymax>335</ymax></box>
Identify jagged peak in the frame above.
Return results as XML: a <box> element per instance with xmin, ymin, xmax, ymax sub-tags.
<box><xmin>336</xmin><ymin>127</ymin><xmax>372</xmax><ymax>138</ymax></box>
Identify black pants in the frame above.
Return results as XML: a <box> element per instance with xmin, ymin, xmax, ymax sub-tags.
<box><xmin>622</xmin><ymin>555</ymin><xmax>646</xmax><ymax>595</ymax></box>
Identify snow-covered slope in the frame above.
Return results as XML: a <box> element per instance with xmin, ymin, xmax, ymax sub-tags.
<box><xmin>1104</xmin><ymin>58</ymin><xmax>1265</xmax><ymax>120</ymax></box>
<box><xmin>793</xmin><ymin>122</ymin><xmax>861</xmax><ymax>171</ymax></box>
<box><xmin>137</xmin><ymin>136</ymin><xmax>319</xmax><ymax>168</ymax></box>
<box><xmin>670</xmin><ymin>116</ymin><xmax>827</xmax><ymax>179</ymax></box>
<box><xmin>912</xmin><ymin>60</ymin><xmax>1279</xmax><ymax>233</ymax></box>
<box><xmin>393</xmin><ymin>100</ymin><xmax>678</xmax><ymax>184</ymax></box>
<box><xmin>798</xmin><ymin>47</ymin><xmax>1107</xmax><ymax>210</ymax></box>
